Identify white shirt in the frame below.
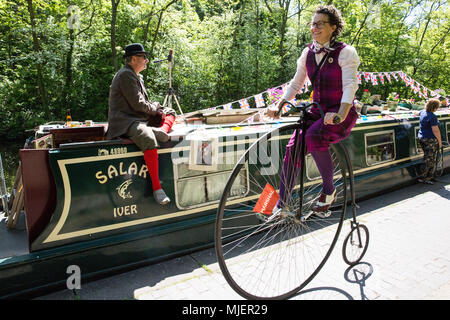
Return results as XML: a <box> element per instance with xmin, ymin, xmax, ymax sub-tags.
<box><xmin>283</xmin><ymin>42</ymin><xmax>361</xmax><ymax>105</ymax></box>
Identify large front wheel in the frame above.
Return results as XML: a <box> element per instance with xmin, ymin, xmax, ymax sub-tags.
<box><xmin>215</xmin><ymin>124</ymin><xmax>348</xmax><ymax>299</ymax></box>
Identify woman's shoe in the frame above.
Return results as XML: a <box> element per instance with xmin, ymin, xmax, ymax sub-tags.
<box><xmin>312</xmin><ymin>189</ymin><xmax>337</xmax><ymax>213</ymax></box>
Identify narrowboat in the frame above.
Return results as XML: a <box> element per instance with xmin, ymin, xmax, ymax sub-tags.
<box><xmin>0</xmin><ymin>106</ymin><xmax>449</xmax><ymax>299</ymax></box>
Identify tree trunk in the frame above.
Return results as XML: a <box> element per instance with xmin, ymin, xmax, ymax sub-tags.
<box><xmin>412</xmin><ymin>0</ymin><xmax>442</xmax><ymax>76</ymax></box>
<box><xmin>64</xmin><ymin>29</ymin><xmax>75</xmax><ymax>111</ymax></box>
<box><xmin>254</xmin><ymin>0</ymin><xmax>260</xmax><ymax>92</ymax></box>
<box><xmin>278</xmin><ymin>0</ymin><xmax>291</xmax><ymax>82</ymax></box>
<box><xmin>111</xmin><ymin>0</ymin><xmax>120</xmax><ymax>72</ymax></box>
<box><xmin>26</xmin><ymin>0</ymin><xmax>46</xmax><ymax>110</ymax></box>
<box><xmin>143</xmin><ymin>0</ymin><xmax>177</xmax><ymax>84</ymax></box>
<box><xmin>63</xmin><ymin>3</ymin><xmax>96</xmax><ymax>115</ymax></box>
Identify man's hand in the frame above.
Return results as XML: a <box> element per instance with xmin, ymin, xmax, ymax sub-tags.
<box><xmin>157</xmin><ymin>108</ymin><xmax>166</xmax><ymax>121</ymax></box>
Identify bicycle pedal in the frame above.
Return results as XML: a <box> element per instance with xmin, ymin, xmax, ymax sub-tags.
<box><xmin>255</xmin><ymin>213</ymin><xmax>266</xmax><ymax>222</ymax></box>
<box><xmin>300</xmin><ymin>211</ymin><xmax>314</xmax><ymax>222</ymax></box>
<box><xmin>255</xmin><ymin>209</ymin><xmax>282</xmax><ymax>223</ymax></box>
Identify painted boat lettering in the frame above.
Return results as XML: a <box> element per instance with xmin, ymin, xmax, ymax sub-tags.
<box><xmin>113</xmin><ymin>204</ymin><xmax>138</xmax><ymax>218</ymax></box>
<box><xmin>97</xmin><ymin>147</ymin><xmax>128</xmax><ymax>156</ymax></box>
<box><xmin>95</xmin><ymin>161</ymin><xmax>148</xmax><ymax>184</ymax></box>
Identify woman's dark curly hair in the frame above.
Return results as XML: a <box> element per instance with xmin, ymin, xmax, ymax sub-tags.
<box><xmin>314</xmin><ymin>5</ymin><xmax>345</xmax><ymax>42</ymax></box>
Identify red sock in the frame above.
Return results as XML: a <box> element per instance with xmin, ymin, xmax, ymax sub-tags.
<box><xmin>143</xmin><ymin>149</ymin><xmax>161</xmax><ymax>191</ymax></box>
<box><xmin>160</xmin><ymin>115</ymin><xmax>175</xmax><ymax>133</ymax></box>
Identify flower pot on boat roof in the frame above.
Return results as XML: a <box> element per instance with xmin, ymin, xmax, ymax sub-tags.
<box><xmin>388</xmin><ymin>101</ymin><xmax>398</xmax><ymax>112</ymax></box>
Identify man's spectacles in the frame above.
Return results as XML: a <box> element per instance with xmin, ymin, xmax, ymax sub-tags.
<box><xmin>308</xmin><ymin>21</ymin><xmax>330</xmax><ymax>29</ymax></box>
<box><xmin>135</xmin><ymin>54</ymin><xmax>148</xmax><ymax>60</ymax></box>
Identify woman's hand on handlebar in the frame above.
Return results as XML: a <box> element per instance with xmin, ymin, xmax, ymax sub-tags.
<box><xmin>267</xmin><ymin>99</ymin><xmax>286</xmax><ymax>119</ymax></box>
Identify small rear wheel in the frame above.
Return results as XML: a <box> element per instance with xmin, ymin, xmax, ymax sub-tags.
<box><xmin>342</xmin><ymin>223</ymin><xmax>369</xmax><ymax>266</ymax></box>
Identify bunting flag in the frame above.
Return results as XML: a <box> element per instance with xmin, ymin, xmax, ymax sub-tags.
<box><xmin>391</xmin><ymin>72</ymin><xmax>398</xmax><ymax>81</ymax></box>
<box><xmin>258</xmin><ymin>110</ymin><xmax>265</xmax><ymax>120</ymax></box>
<box><xmin>371</xmin><ymin>73</ymin><xmax>378</xmax><ymax>85</ymax></box>
<box><xmin>413</xmin><ymin>81</ymin><xmax>419</xmax><ymax>94</ymax></box>
<box><xmin>281</xmin><ymin>103</ymin><xmax>291</xmax><ymax>114</ymax></box>
<box><xmin>212</xmin><ymin>70</ymin><xmax>445</xmax><ymax>117</ymax></box>
<box><xmin>239</xmin><ymin>99</ymin><xmax>250</xmax><ymax>109</ymax></box>
<box><xmin>378</xmin><ymin>73</ymin><xmax>385</xmax><ymax>85</ymax></box>
<box><xmin>222</xmin><ymin>103</ymin><xmax>233</xmax><ymax>110</ymax></box>
<box><xmin>254</xmin><ymin>93</ymin><xmax>265</xmax><ymax>108</ymax></box>
<box><xmin>404</xmin><ymin>75</ymin><xmax>410</xmax><ymax>86</ymax></box>
<box><xmin>288</xmin><ymin>97</ymin><xmax>297</xmax><ymax>106</ymax></box>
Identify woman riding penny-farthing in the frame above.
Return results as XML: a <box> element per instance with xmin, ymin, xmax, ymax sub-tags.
<box><xmin>215</xmin><ymin>5</ymin><xmax>369</xmax><ymax>300</ymax></box>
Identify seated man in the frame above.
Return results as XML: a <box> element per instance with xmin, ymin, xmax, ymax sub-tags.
<box><xmin>107</xmin><ymin>43</ymin><xmax>176</xmax><ymax>205</ymax></box>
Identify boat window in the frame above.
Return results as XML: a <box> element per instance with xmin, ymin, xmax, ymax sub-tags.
<box><xmin>365</xmin><ymin>130</ymin><xmax>396</xmax><ymax>166</ymax></box>
<box><xmin>173</xmin><ymin>151</ymin><xmax>248</xmax><ymax>210</ymax></box>
<box><xmin>414</xmin><ymin>127</ymin><xmax>423</xmax><ymax>154</ymax></box>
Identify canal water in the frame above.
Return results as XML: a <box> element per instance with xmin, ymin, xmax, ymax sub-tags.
<box><xmin>0</xmin><ymin>140</ymin><xmax>24</xmax><ymax>191</ymax></box>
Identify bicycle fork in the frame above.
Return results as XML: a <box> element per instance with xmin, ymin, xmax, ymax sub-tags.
<box><xmin>295</xmin><ymin>111</ymin><xmax>307</xmax><ymax>221</ymax></box>
<box><xmin>340</xmin><ymin>144</ymin><xmax>364</xmax><ymax>247</ymax></box>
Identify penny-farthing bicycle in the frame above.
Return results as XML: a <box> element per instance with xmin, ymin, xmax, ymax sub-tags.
<box><xmin>215</xmin><ymin>101</ymin><xmax>369</xmax><ymax>300</ymax></box>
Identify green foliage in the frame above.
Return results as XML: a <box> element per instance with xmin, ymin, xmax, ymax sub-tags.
<box><xmin>0</xmin><ymin>0</ymin><xmax>449</xmax><ymax>139</ymax></box>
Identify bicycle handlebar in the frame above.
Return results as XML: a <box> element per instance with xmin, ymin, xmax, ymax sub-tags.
<box><xmin>278</xmin><ymin>100</ymin><xmax>325</xmax><ymax>119</ymax></box>
<box><xmin>278</xmin><ymin>100</ymin><xmax>344</xmax><ymax>124</ymax></box>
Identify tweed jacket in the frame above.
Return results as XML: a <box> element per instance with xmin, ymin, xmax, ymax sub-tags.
<box><xmin>106</xmin><ymin>64</ymin><xmax>160</xmax><ymax>139</ymax></box>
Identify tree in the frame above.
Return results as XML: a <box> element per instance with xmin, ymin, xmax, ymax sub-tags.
<box><xmin>111</xmin><ymin>0</ymin><xmax>120</xmax><ymax>72</ymax></box>
<box><xmin>26</xmin><ymin>0</ymin><xmax>46</xmax><ymax>111</ymax></box>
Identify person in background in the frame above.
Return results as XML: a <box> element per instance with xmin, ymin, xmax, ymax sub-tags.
<box><xmin>417</xmin><ymin>98</ymin><xmax>442</xmax><ymax>185</ymax></box>
<box><xmin>107</xmin><ymin>43</ymin><xmax>176</xmax><ymax>204</ymax></box>
<box><xmin>267</xmin><ymin>5</ymin><xmax>360</xmax><ymax>216</ymax></box>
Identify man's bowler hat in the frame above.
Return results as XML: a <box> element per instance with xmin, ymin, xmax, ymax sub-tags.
<box><xmin>123</xmin><ymin>43</ymin><xmax>147</xmax><ymax>58</ymax></box>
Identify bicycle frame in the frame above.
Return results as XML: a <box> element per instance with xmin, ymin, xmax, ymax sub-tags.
<box><xmin>282</xmin><ymin>101</ymin><xmax>358</xmax><ymax>223</ymax></box>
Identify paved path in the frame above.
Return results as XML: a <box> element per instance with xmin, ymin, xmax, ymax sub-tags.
<box><xmin>36</xmin><ymin>174</ymin><xmax>450</xmax><ymax>300</ymax></box>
